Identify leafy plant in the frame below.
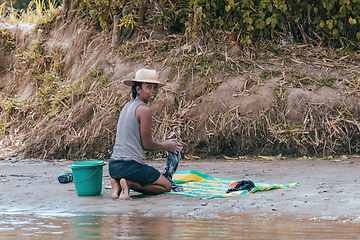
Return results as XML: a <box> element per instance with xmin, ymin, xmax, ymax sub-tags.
<box><xmin>0</xmin><ymin>0</ymin><xmax>60</xmax><ymax>25</ymax></box>
<box><xmin>76</xmin><ymin>0</ymin><xmax>125</xmax><ymax>31</ymax></box>
<box><xmin>118</xmin><ymin>14</ymin><xmax>138</xmax><ymax>29</ymax></box>
<box><xmin>0</xmin><ymin>29</ymin><xmax>15</xmax><ymax>51</ymax></box>
<box><xmin>71</xmin><ymin>0</ymin><xmax>360</xmax><ymax>47</ymax></box>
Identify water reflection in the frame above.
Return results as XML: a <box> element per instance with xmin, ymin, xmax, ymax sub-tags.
<box><xmin>72</xmin><ymin>214</ymin><xmax>104</xmax><ymax>239</ymax></box>
<box><xmin>0</xmin><ymin>211</ymin><xmax>359</xmax><ymax>239</ymax></box>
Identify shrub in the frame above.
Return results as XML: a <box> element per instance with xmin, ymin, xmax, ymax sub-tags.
<box><xmin>74</xmin><ymin>0</ymin><xmax>360</xmax><ymax>47</ymax></box>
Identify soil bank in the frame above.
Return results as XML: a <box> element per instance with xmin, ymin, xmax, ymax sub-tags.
<box><xmin>0</xmin><ymin>157</ymin><xmax>359</xmax><ymax>222</ymax></box>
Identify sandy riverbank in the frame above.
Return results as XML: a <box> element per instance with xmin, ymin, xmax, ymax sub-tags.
<box><xmin>0</xmin><ymin>157</ymin><xmax>359</xmax><ymax>222</ymax></box>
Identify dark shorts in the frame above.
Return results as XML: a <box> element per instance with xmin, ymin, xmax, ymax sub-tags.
<box><xmin>109</xmin><ymin>159</ymin><xmax>161</xmax><ymax>187</ymax></box>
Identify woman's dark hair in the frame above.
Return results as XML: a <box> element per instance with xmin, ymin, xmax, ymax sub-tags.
<box><xmin>131</xmin><ymin>81</ymin><xmax>142</xmax><ymax>99</ymax></box>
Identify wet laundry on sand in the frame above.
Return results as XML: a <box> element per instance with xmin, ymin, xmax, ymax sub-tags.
<box><xmin>165</xmin><ymin>170</ymin><xmax>299</xmax><ymax>198</ymax></box>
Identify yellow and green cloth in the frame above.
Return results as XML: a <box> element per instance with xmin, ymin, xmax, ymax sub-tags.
<box><xmin>166</xmin><ymin>170</ymin><xmax>299</xmax><ymax>198</ymax></box>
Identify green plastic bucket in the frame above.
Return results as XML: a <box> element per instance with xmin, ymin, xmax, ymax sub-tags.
<box><xmin>69</xmin><ymin>160</ymin><xmax>106</xmax><ymax>196</ymax></box>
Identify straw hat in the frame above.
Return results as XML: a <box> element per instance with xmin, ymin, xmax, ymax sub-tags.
<box><xmin>123</xmin><ymin>69</ymin><xmax>166</xmax><ymax>87</ymax></box>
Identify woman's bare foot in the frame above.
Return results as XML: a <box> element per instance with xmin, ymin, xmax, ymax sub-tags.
<box><xmin>119</xmin><ymin>178</ymin><xmax>132</xmax><ymax>200</ymax></box>
<box><xmin>111</xmin><ymin>178</ymin><xmax>121</xmax><ymax>199</ymax></box>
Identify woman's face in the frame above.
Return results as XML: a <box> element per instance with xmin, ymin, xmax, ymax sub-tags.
<box><xmin>136</xmin><ymin>83</ymin><xmax>159</xmax><ymax>103</ymax></box>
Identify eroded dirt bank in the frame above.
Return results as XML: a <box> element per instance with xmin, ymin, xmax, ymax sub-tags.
<box><xmin>1</xmin><ymin>157</ymin><xmax>359</xmax><ymax>222</ymax></box>
<box><xmin>1</xmin><ymin>16</ymin><xmax>360</xmax><ymax>160</ymax></box>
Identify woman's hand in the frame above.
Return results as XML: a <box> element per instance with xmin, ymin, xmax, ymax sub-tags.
<box><xmin>163</xmin><ymin>139</ymin><xmax>183</xmax><ymax>154</ymax></box>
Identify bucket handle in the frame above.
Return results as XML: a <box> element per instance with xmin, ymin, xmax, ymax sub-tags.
<box><xmin>73</xmin><ymin>167</ymin><xmax>101</xmax><ymax>183</ymax></box>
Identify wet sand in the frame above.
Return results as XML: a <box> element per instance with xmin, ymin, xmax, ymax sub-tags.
<box><xmin>0</xmin><ymin>157</ymin><xmax>359</xmax><ymax>222</ymax></box>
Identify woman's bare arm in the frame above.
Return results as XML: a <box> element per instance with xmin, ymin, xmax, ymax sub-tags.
<box><xmin>136</xmin><ymin>104</ymin><xmax>182</xmax><ymax>153</ymax></box>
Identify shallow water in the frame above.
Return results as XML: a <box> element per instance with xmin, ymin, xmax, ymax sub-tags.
<box><xmin>0</xmin><ymin>211</ymin><xmax>359</xmax><ymax>240</ymax></box>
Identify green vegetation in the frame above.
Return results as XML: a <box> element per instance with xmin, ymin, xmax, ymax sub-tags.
<box><xmin>2</xmin><ymin>0</ymin><xmax>360</xmax><ymax>48</ymax></box>
<box><xmin>72</xmin><ymin>0</ymin><xmax>360</xmax><ymax>48</ymax></box>
<box><xmin>283</xmin><ymin>71</ymin><xmax>339</xmax><ymax>89</ymax></box>
<box><xmin>286</xmin><ymin>71</ymin><xmax>313</xmax><ymax>88</ymax></box>
<box><xmin>0</xmin><ymin>29</ymin><xmax>15</xmax><ymax>50</ymax></box>
<box><xmin>319</xmin><ymin>77</ymin><xmax>337</xmax><ymax>88</ymax></box>
<box><xmin>1</xmin><ymin>0</ymin><xmax>360</xmax><ymax>159</ymax></box>
<box><xmin>0</xmin><ymin>0</ymin><xmax>60</xmax><ymax>26</ymax></box>
<box><xmin>0</xmin><ymin>34</ymin><xmax>117</xmax><ymax>158</ymax></box>
<box><xmin>259</xmin><ymin>69</ymin><xmax>281</xmax><ymax>79</ymax></box>
<box><xmin>76</xmin><ymin>0</ymin><xmax>122</xmax><ymax>31</ymax></box>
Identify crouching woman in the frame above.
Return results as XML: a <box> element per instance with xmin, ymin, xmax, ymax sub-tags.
<box><xmin>109</xmin><ymin>69</ymin><xmax>183</xmax><ymax>200</ymax></box>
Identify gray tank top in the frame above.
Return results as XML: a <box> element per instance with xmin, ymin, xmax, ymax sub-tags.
<box><xmin>111</xmin><ymin>98</ymin><xmax>146</xmax><ymax>164</ymax></box>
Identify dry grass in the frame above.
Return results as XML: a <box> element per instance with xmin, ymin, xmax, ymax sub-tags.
<box><xmin>1</xmin><ymin>15</ymin><xmax>360</xmax><ymax>159</ymax></box>
<box><xmin>0</xmin><ymin>0</ymin><xmax>60</xmax><ymax>25</ymax></box>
